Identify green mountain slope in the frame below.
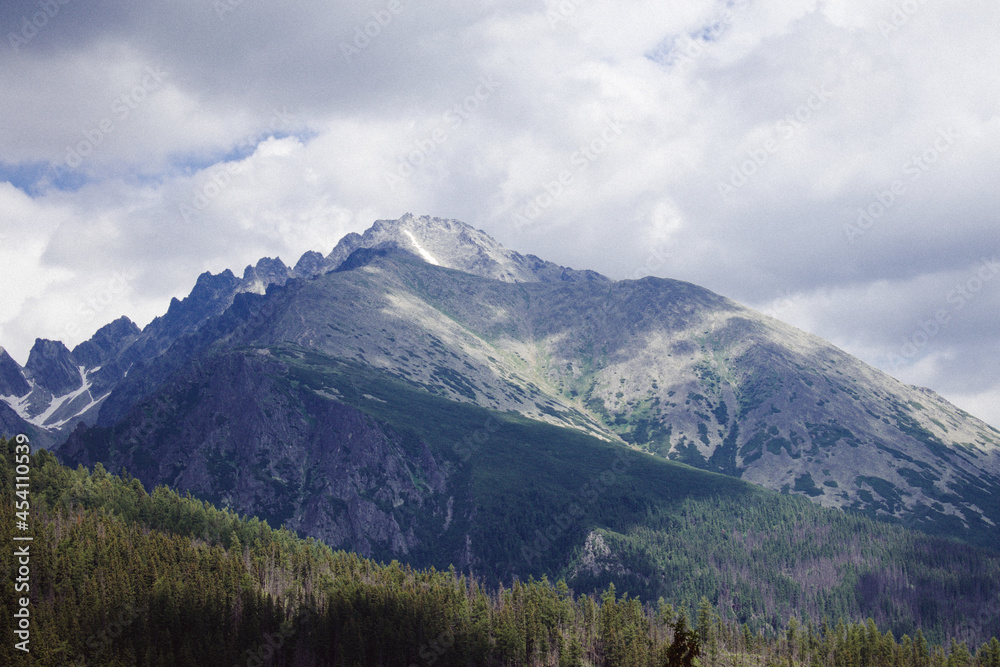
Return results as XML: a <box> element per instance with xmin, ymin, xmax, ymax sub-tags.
<box><xmin>56</xmin><ymin>346</ymin><xmax>1000</xmax><ymax>645</ymax></box>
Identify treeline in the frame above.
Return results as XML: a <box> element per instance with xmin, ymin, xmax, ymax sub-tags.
<box><xmin>565</xmin><ymin>498</ymin><xmax>1000</xmax><ymax>646</ymax></box>
<box><xmin>2</xmin><ymin>437</ymin><xmax>998</xmax><ymax>666</ymax></box>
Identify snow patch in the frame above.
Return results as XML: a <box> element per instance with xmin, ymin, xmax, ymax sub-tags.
<box><xmin>47</xmin><ymin>391</ymin><xmax>109</xmax><ymax>430</ymax></box>
<box><xmin>2</xmin><ymin>367</ymin><xmax>98</xmax><ymax>429</ymax></box>
<box><xmin>403</xmin><ymin>229</ymin><xmax>440</xmax><ymax>266</ymax></box>
<box><xmin>1</xmin><ymin>380</ymin><xmax>38</xmax><ymax>421</ymax></box>
<box><xmin>34</xmin><ymin>366</ymin><xmax>93</xmax><ymax>427</ymax></box>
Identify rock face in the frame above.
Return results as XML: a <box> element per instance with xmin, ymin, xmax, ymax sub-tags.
<box><xmin>7</xmin><ymin>214</ymin><xmax>1000</xmax><ymax>551</ymax></box>
<box><xmin>71</xmin><ymin>316</ymin><xmax>141</xmax><ymax>368</ymax></box>
<box><xmin>324</xmin><ymin>213</ymin><xmax>609</xmax><ymax>284</ymax></box>
<box><xmin>571</xmin><ymin>531</ymin><xmax>629</xmax><ymax>578</ymax></box>
<box><xmin>291</xmin><ymin>250</ymin><xmax>327</xmax><ymax>278</ymax></box>
<box><xmin>0</xmin><ymin>402</ymin><xmax>34</xmax><ymax>443</ymax></box>
<box><xmin>59</xmin><ymin>349</ymin><xmax>454</xmax><ymax>561</ymax></box>
<box><xmin>248</xmin><ymin>250</ymin><xmax>1000</xmax><ymax>546</ymax></box>
<box><xmin>0</xmin><ymin>327</ymin><xmax>141</xmax><ymax>448</ymax></box>
<box><xmin>0</xmin><ymin>347</ymin><xmax>30</xmax><ymax>398</ymax></box>
<box><xmin>24</xmin><ymin>339</ymin><xmax>81</xmax><ymax>397</ymax></box>
<box><xmin>0</xmin><ymin>215</ymin><xmax>612</xmax><ymax>448</ymax></box>
<box><xmin>241</xmin><ymin>256</ymin><xmax>290</xmax><ymax>295</ymax></box>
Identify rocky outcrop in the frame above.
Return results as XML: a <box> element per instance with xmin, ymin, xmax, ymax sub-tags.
<box><xmin>60</xmin><ymin>349</ymin><xmax>451</xmax><ymax>560</ymax></box>
<box><xmin>24</xmin><ymin>339</ymin><xmax>81</xmax><ymax>397</ymax></box>
<box><xmin>325</xmin><ymin>213</ymin><xmax>610</xmax><ymax>284</ymax></box>
<box><xmin>0</xmin><ymin>347</ymin><xmax>30</xmax><ymax>398</ymax></box>
<box><xmin>571</xmin><ymin>531</ymin><xmax>629</xmax><ymax>578</ymax></box>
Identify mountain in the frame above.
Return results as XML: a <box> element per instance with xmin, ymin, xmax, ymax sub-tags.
<box><xmin>8</xmin><ymin>213</ymin><xmax>1000</xmax><ymax>637</ymax></box>
<box><xmin>0</xmin><ymin>214</ymin><xmax>605</xmax><ymax>448</ymax></box>
<box><xmin>55</xmin><ymin>339</ymin><xmax>1000</xmax><ymax>642</ymax></box>
<box><xmin>54</xmin><ymin>216</ymin><xmax>999</xmax><ymax>545</ymax></box>
<box><xmin>8</xmin><ymin>215</ymin><xmax>997</xmax><ymax>546</ymax></box>
<box><xmin>324</xmin><ymin>213</ymin><xmax>609</xmax><ymax>284</ymax></box>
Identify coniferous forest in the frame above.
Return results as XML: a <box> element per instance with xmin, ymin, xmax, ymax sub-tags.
<box><xmin>3</xmin><ymin>437</ymin><xmax>999</xmax><ymax>666</ymax></box>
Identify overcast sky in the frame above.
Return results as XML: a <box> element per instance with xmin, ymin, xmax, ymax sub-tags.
<box><xmin>1</xmin><ymin>0</ymin><xmax>998</xmax><ymax>428</ymax></box>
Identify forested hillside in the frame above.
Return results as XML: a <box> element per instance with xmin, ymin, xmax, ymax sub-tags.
<box><xmin>3</xmin><ymin>436</ymin><xmax>999</xmax><ymax>666</ymax></box>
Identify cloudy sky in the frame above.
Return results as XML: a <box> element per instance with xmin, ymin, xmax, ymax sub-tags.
<box><xmin>1</xmin><ymin>0</ymin><xmax>998</xmax><ymax>427</ymax></box>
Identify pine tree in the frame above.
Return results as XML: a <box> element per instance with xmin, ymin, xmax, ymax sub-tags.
<box><xmin>948</xmin><ymin>642</ymin><xmax>972</xmax><ymax>667</ymax></box>
<box><xmin>978</xmin><ymin>638</ymin><xmax>1000</xmax><ymax>667</ymax></box>
<box><xmin>787</xmin><ymin>616</ymin><xmax>801</xmax><ymax>667</ymax></box>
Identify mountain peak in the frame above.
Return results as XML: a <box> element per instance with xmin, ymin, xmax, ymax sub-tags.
<box><xmin>326</xmin><ymin>214</ymin><xmax>610</xmax><ymax>284</ymax></box>
<box><xmin>71</xmin><ymin>316</ymin><xmax>141</xmax><ymax>368</ymax></box>
<box><xmin>0</xmin><ymin>346</ymin><xmax>30</xmax><ymax>398</ymax></box>
<box><xmin>241</xmin><ymin>257</ymin><xmax>290</xmax><ymax>295</ymax></box>
<box><xmin>24</xmin><ymin>338</ymin><xmax>81</xmax><ymax>397</ymax></box>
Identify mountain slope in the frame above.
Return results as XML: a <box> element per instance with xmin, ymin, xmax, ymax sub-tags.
<box><xmin>53</xmin><ymin>350</ymin><xmax>1000</xmax><ymax>643</ymax></box>
<box><xmin>135</xmin><ymin>239</ymin><xmax>999</xmax><ymax>545</ymax></box>
<box><xmin>42</xmin><ymin>215</ymin><xmax>1000</xmax><ymax>549</ymax></box>
<box><xmin>6</xmin><ymin>212</ymin><xmax>1000</xmax><ymax>642</ymax></box>
<box><xmin>324</xmin><ymin>213</ymin><xmax>610</xmax><ymax>284</ymax></box>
